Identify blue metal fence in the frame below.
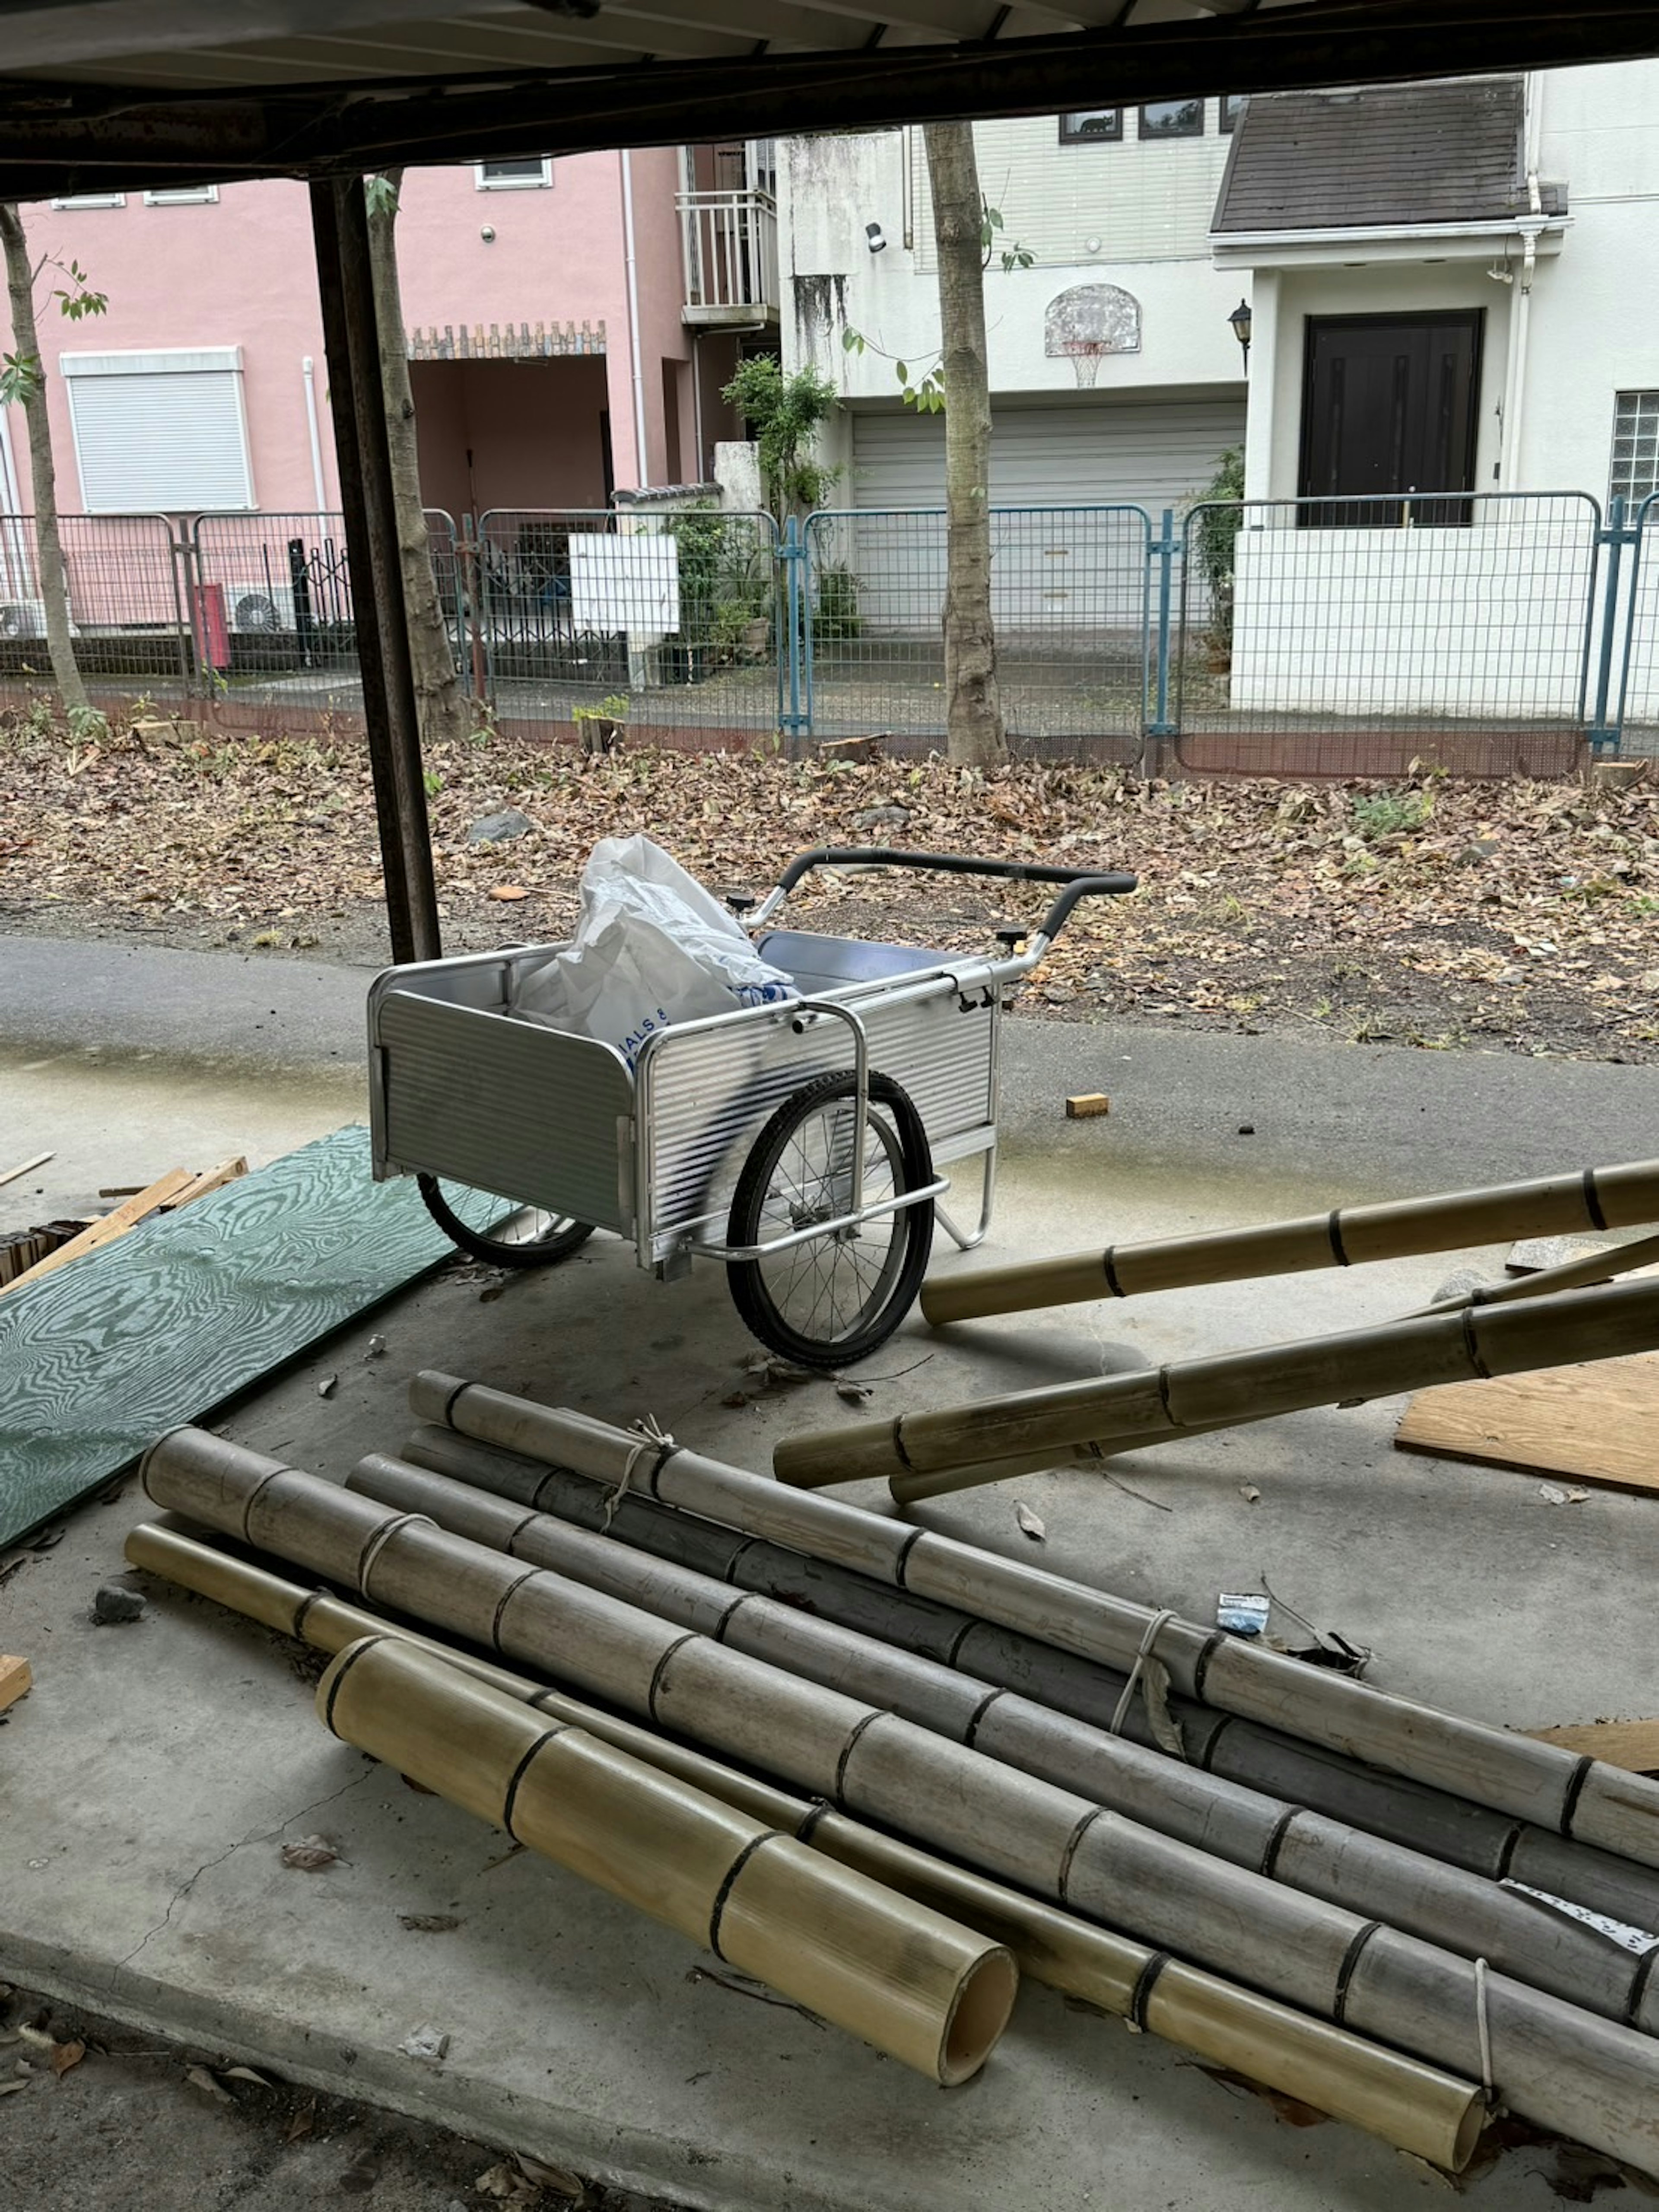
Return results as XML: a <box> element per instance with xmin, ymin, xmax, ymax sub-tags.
<box><xmin>1</xmin><ymin>489</ymin><xmax>1647</xmax><ymax>765</ymax></box>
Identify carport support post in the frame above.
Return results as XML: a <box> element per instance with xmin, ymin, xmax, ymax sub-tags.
<box><xmin>309</xmin><ymin>177</ymin><xmax>441</xmax><ymax>964</ymax></box>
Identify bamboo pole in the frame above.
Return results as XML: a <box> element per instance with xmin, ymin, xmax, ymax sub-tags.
<box><xmin>406</xmin><ymin>1378</ymin><xmax>1659</xmax><ymax>1871</ymax></box>
<box><xmin>921</xmin><ymin>1159</ymin><xmax>1659</xmax><ymax>1326</ymax></box>
<box><xmin>390</xmin><ymin>1428</ymin><xmax>1659</xmax><ymax>1943</ymax></box>
<box><xmin>772</xmin><ymin>1276</ymin><xmax>1659</xmax><ymax>1493</ymax></box>
<box><xmin>125</xmin><ymin>1520</ymin><xmax>1487</xmax><ymax>2170</ymax></box>
<box><xmin>319</xmin><ymin>1635</ymin><xmax>1016</xmax><ymax>2084</ymax></box>
<box><xmin>135</xmin><ymin>1430</ymin><xmax>1659</xmax><ymax>2177</ymax></box>
<box><xmin>347</xmin><ymin>1450</ymin><xmax>1659</xmax><ymax>2033</ymax></box>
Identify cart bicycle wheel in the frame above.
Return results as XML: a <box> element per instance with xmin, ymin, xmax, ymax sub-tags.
<box><xmin>416</xmin><ymin>1172</ymin><xmax>594</xmax><ymax>1270</ymax></box>
<box><xmin>726</xmin><ymin>1070</ymin><xmax>934</xmax><ymax>1367</ymax></box>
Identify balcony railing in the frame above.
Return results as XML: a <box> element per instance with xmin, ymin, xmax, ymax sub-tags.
<box><xmin>679</xmin><ymin>188</ymin><xmax>779</xmax><ymax>324</ymax></box>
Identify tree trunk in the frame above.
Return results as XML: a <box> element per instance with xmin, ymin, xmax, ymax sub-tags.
<box><xmin>364</xmin><ymin>172</ymin><xmax>470</xmax><ymax>748</ymax></box>
<box><xmin>922</xmin><ymin>124</ymin><xmax>1005</xmax><ymax>770</ymax></box>
<box><xmin>0</xmin><ymin>202</ymin><xmax>93</xmax><ymax>719</ymax></box>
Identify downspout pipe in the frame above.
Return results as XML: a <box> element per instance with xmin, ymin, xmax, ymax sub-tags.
<box><xmin>620</xmin><ymin>148</ymin><xmax>649</xmax><ymax>488</ymax></box>
<box><xmin>302</xmin><ymin>355</ymin><xmax>328</xmax><ymax>514</ymax></box>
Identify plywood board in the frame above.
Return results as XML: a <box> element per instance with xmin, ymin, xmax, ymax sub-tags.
<box><xmin>1395</xmin><ymin>1351</ymin><xmax>1659</xmax><ymax>1496</ymax></box>
<box><xmin>0</xmin><ymin>1127</ymin><xmax>460</xmax><ymax>1546</ymax></box>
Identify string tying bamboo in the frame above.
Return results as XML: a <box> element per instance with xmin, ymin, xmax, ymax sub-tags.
<box><xmin>396</xmin><ymin>1419</ymin><xmax>1659</xmax><ymax>1937</ymax></box>
<box><xmin>135</xmin><ymin>1429</ymin><xmax>1659</xmax><ymax>2177</ymax></box>
<box><xmin>406</xmin><ymin>1376</ymin><xmax>1659</xmax><ymax>1872</ymax></box>
<box><xmin>317</xmin><ymin>1634</ymin><xmax>1016</xmax><ymax>2084</ymax></box>
<box><xmin>125</xmin><ymin>1522</ymin><xmax>1487</xmax><ymax>2170</ymax></box>
<box><xmin>347</xmin><ymin>1448</ymin><xmax>1659</xmax><ymax>2033</ymax></box>
<box><xmin>920</xmin><ymin>1158</ymin><xmax>1659</xmax><ymax>1325</ymax></box>
<box><xmin>773</xmin><ymin>1276</ymin><xmax>1659</xmax><ymax>1496</ymax></box>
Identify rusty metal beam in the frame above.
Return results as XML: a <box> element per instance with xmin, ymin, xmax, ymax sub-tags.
<box><xmin>3</xmin><ymin>0</ymin><xmax>1659</xmax><ymax>200</ymax></box>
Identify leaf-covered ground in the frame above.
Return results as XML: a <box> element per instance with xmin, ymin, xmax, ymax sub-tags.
<box><xmin>3</xmin><ymin>713</ymin><xmax>1656</xmax><ymax>1063</ymax></box>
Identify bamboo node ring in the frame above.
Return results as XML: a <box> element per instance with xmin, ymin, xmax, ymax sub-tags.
<box><xmin>357</xmin><ymin>1511</ymin><xmax>438</xmax><ymax>1595</ymax></box>
<box><xmin>1109</xmin><ymin>1608</ymin><xmax>1177</xmax><ymax>1737</ymax></box>
<box><xmin>1474</xmin><ymin>1956</ymin><xmax>1495</xmax><ymax>2104</ymax></box>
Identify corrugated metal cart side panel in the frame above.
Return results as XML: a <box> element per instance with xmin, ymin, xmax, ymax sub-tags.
<box><xmin>639</xmin><ymin>986</ymin><xmax>998</xmax><ymax>1261</ymax></box>
<box><xmin>373</xmin><ymin>990</ymin><xmax>636</xmax><ymax>1233</ymax></box>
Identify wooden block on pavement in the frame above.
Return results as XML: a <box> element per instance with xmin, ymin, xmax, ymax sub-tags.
<box><xmin>1065</xmin><ymin>1094</ymin><xmax>1110</xmax><ymax>1120</ymax></box>
<box><xmin>0</xmin><ymin>1655</ymin><xmax>32</xmax><ymax>1714</ymax></box>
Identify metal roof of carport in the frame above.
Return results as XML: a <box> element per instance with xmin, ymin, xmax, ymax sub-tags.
<box><xmin>5</xmin><ymin>0</ymin><xmax>1659</xmax><ymax>200</ymax></box>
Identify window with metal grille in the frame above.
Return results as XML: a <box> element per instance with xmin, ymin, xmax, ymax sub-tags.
<box><xmin>475</xmin><ymin>158</ymin><xmax>552</xmax><ymax>189</ymax></box>
<box><xmin>62</xmin><ymin>347</ymin><xmax>254</xmax><ymax>512</ymax></box>
<box><xmin>144</xmin><ymin>185</ymin><xmax>218</xmax><ymax>205</ymax></box>
<box><xmin>1610</xmin><ymin>392</ymin><xmax>1659</xmax><ymax>511</ymax></box>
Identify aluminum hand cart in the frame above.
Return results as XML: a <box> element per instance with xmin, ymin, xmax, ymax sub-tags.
<box><xmin>368</xmin><ymin>846</ymin><xmax>1135</xmax><ymax>1365</ymax></box>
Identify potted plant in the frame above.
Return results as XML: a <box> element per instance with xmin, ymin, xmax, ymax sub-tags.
<box><xmin>572</xmin><ymin>692</ymin><xmax>629</xmax><ymax>755</ymax></box>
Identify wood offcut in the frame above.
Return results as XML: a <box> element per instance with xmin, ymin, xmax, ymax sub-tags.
<box><xmin>1395</xmin><ymin>1352</ymin><xmax>1659</xmax><ymax>1497</ymax></box>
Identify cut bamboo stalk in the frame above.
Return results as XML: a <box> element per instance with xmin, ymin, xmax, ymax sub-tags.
<box><xmin>407</xmin><ymin>1378</ymin><xmax>1659</xmax><ymax>1871</ymax></box>
<box><xmin>134</xmin><ymin>1431</ymin><xmax>1659</xmax><ymax>2177</ymax></box>
<box><xmin>772</xmin><ymin>1277</ymin><xmax>1659</xmax><ymax>1494</ymax></box>
<box><xmin>396</xmin><ymin>1423</ymin><xmax>1659</xmax><ymax>1940</ymax></box>
<box><xmin>1416</xmin><ymin>1230</ymin><xmax>1659</xmax><ymax>1315</ymax></box>
<box><xmin>319</xmin><ymin>1634</ymin><xmax>1016</xmax><ymax>2084</ymax></box>
<box><xmin>125</xmin><ymin>1520</ymin><xmax>1487</xmax><ymax>2169</ymax></box>
<box><xmin>921</xmin><ymin>1159</ymin><xmax>1659</xmax><ymax>1325</ymax></box>
<box><xmin>348</xmin><ymin>1451</ymin><xmax>1659</xmax><ymax>2031</ymax></box>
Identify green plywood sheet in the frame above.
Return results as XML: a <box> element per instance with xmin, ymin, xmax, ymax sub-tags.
<box><xmin>0</xmin><ymin>1126</ymin><xmax>456</xmax><ymax>1545</ymax></box>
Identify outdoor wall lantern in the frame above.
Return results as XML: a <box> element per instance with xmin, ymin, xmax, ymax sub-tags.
<box><xmin>865</xmin><ymin>222</ymin><xmax>887</xmax><ymax>253</ymax></box>
<box><xmin>1228</xmin><ymin>297</ymin><xmax>1252</xmax><ymax>366</ymax></box>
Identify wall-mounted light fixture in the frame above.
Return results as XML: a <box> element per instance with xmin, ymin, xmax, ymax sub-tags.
<box><xmin>865</xmin><ymin>222</ymin><xmax>887</xmax><ymax>254</ymax></box>
<box><xmin>480</xmin><ymin>224</ymin><xmax>496</xmax><ymax>243</ymax></box>
<box><xmin>1228</xmin><ymin>296</ymin><xmax>1252</xmax><ymax>368</ymax></box>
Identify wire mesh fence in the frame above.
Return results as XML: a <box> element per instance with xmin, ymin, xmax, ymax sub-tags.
<box><xmin>0</xmin><ymin>490</ymin><xmax>1638</xmax><ymax>773</ymax></box>
<box><xmin>0</xmin><ymin>513</ymin><xmax>188</xmax><ymax>685</ymax></box>
<box><xmin>473</xmin><ymin>505</ymin><xmax>779</xmax><ymax>743</ymax></box>
<box><xmin>804</xmin><ymin>507</ymin><xmax>1151</xmax><ymax>755</ymax></box>
<box><xmin>1175</xmin><ymin>492</ymin><xmax>1601</xmax><ymax>776</ymax></box>
<box><xmin>1618</xmin><ymin>494</ymin><xmax>1659</xmax><ymax>759</ymax></box>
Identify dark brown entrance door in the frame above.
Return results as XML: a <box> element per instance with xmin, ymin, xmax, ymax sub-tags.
<box><xmin>1299</xmin><ymin>310</ymin><xmax>1483</xmax><ymax>525</ymax></box>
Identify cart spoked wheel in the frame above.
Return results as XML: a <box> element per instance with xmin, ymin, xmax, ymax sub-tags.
<box><xmin>416</xmin><ymin>1172</ymin><xmax>594</xmax><ymax>1270</ymax></box>
<box><xmin>726</xmin><ymin>1069</ymin><xmax>934</xmax><ymax>1368</ymax></box>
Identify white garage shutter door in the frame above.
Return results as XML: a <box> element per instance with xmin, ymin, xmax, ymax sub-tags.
<box><xmin>851</xmin><ymin>396</ymin><xmax>1245</xmax><ymax>516</ymax></box>
<box><xmin>63</xmin><ymin>347</ymin><xmax>254</xmax><ymax>513</ymax></box>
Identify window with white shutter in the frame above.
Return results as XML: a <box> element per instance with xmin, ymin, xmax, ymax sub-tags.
<box><xmin>61</xmin><ymin>347</ymin><xmax>254</xmax><ymax>513</ymax></box>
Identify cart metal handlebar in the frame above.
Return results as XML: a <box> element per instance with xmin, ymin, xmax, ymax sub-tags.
<box><xmin>753</xmin><ymin>847</ymin><xmax>1137</xmax><ymax>946</ymax></box>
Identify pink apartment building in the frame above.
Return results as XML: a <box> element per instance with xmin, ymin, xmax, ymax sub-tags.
<box><xmin>0</xmin><ymin>142</ymin><xmax>774</xmax><ymax>533</ymax></box>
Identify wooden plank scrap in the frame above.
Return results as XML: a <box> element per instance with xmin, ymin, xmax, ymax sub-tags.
<box><xmin>163</xmin><ymin>1157</ymin><xmax>250</xmax><ymax>1211</ymax></box>
<box><xmin>1395</xmin><ymin>1350</ymin><xmax>1659</xmax><ymax>1497</ymax></box>
<box><xmin>0</xmin><ymin>1151</ymin><xmax>52</xmax><ymax>1189</ymax></box>
<box><xmin>1066</xmin><ymin>1094</ymin><xmax>1110</xmax><ymax>1120</ymax></box>
<box><xmin>0</xmin><ymin>1169</ymin><xmax>194</xmax><ymax>1295</ymax></box>
<box><xmin>0</xmin><ymin>1655</ymin><xmax>32</xmax><ymax>1715</ymax></box>
<box><xmin>1528</xmin><ymin>1719</ymin><xmax>1659</xmax><ymax>1773</ymax></box>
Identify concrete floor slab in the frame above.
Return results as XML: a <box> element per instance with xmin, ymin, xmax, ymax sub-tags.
<box><xmin>4</xmin><ymin>1114</ymin><xmax>1645</xmax><ymax>2210</ymax></box>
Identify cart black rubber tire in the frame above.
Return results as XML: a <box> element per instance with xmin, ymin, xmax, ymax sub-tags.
<box><xmin>726</xmin><ymin>1069</ymin><xmax>934</xmax><ymax>1368</ymax></box>
<box><xmin>416</xmin><ymin>1172</ymin><xmax>594</xmax><ymax>1270</ymax></box>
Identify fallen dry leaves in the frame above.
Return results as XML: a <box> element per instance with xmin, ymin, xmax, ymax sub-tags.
<box><xmin>3</xmin><ymin>712</ymin><xmax>1657</xmax><ymax>1063</ymax></box>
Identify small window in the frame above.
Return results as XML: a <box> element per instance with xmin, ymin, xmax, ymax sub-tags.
<box><xmin>144</xmin><ymin>185</ymin><xmax>219</xmax><ymax>205</ymax></box>
<box><xmin>1611</xmin><ymin>391</ymin><xmax>1659</xmax><ymax>511</ymax></box>
<box><xmin>474</xmin><ymin>158</ymin><xmax>553</xmax><ymax>190</ymax></box>
<box><xmin>1138</xmin><ymin>100</ymin><xmax>1204</xmax><ymax>140</ymax></box>
<box><xmin>1058</xmin><ymin>109</ymin><xmax>1123</xmax><ymax>145</ymax></box>
<box><xmin>1219</xmin><ymin>95</ymin><xmax>1247</xmax><ymax>134</ymax></box>
<box><xmin>50</xmin><ymin>193</ymin><xmax>124</xmax><ymax>210</ymax></box>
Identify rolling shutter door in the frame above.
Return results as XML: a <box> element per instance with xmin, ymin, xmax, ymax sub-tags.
<box><xmin>63</xmin><ymin>348</ymin><xmax>254</xmax><ymax>512</ymax></box>
<box><xmin>851</xmin><ymin>396</ymin><xmax>1245</xmax><ymax>516</ymax></box>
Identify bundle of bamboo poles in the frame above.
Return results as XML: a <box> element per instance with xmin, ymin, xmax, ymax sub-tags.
<box><xmin>135</xmin><ymin>1387</ymin><xmax>1659</xmax><ymax>2182</ymax></box>
<box><xmin>772</xmin><ymin>1274</ymin><xmax>1659</xmax><ymax>1497</ymax></box>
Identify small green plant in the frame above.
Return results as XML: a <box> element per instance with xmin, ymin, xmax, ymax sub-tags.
<box><xmin>813</xmin><ymin>563</ymin><xmax>862</xmax><ymax>641</ymax></box>
<box><xmin>572</xmin><ymin>693</ymin><xmax>629</xmax><ymax>726</ymax></box>
<box><xmin>65</xmin><ymin>702</ymin><xmax>108</xmax><ymax>745</ymax></box>
<box><xmin>721</xmin><ymin>359</ymin><xmax>840</xmax><ymax>521</ymax></box>
<box><xmin>1187</xmin><ymin>446</ymin><xmax>1246</xmax><ymax>664</ymax></box>
<box><xmin>1351</xmin><ymin>789</ymin><xmax>1433</xmax><ymax>840</ymax></box>
<box><xmin>423</xmin><ymin>768</ymin><xmax>442</xmax><ymax>798</ymax></box>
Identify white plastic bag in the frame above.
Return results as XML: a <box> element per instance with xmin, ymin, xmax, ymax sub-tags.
<box><xmin>509</xmin><ymin>834</ymin><xmax>794</xmax><ymax>1069</ymax></box>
